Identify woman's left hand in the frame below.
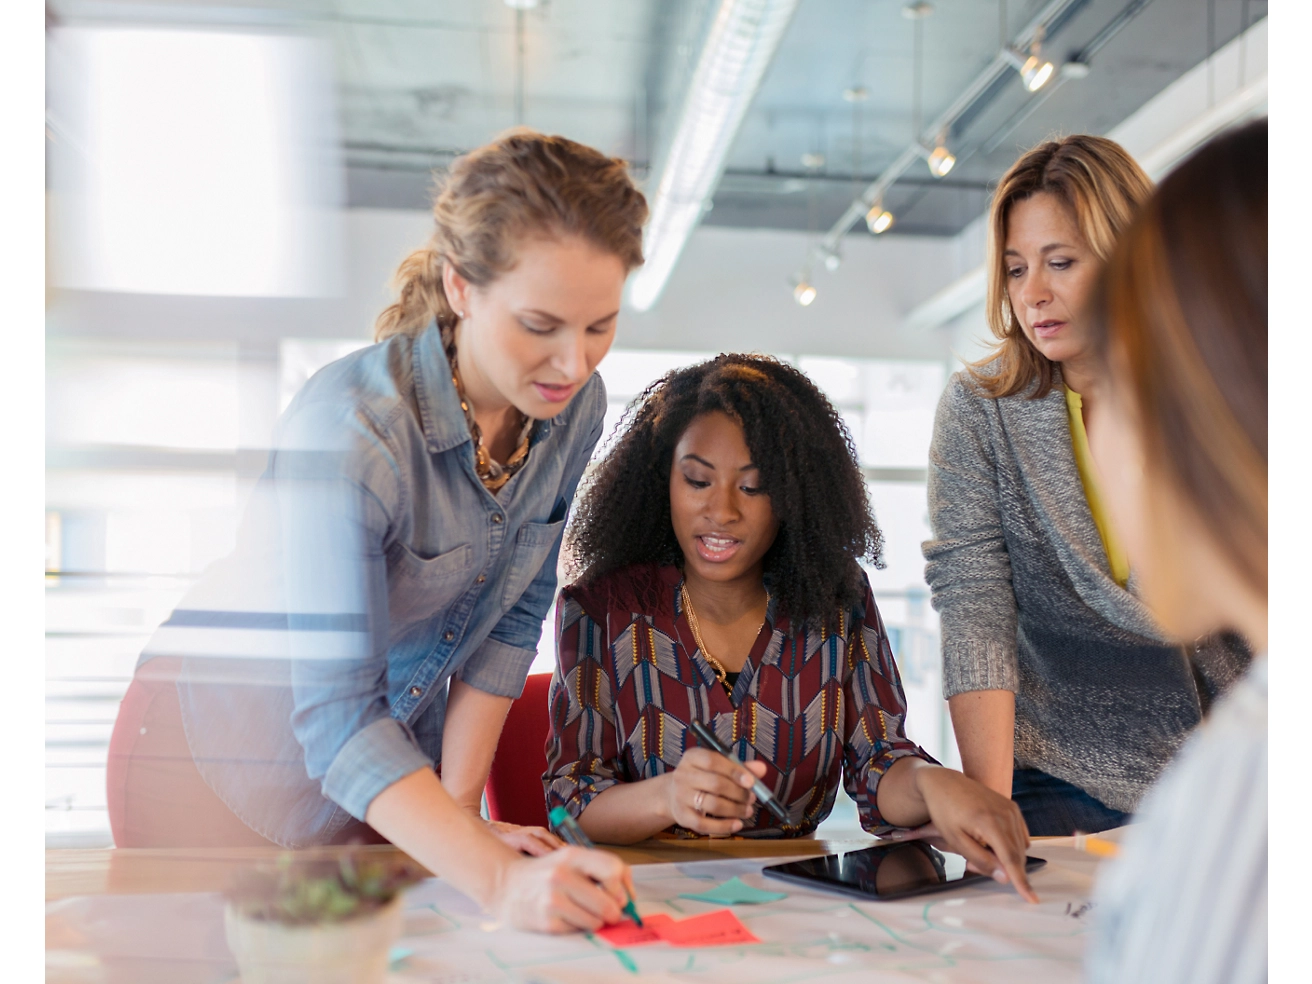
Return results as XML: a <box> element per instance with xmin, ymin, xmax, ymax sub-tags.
<box><xmin>487</xmin><ymin>820</ymin><xmax>564</xmax><ymax>857</ymax></box>
<box><xmin>893</xmin><ymin>766</ymin><xmax>1039</xmax><ymax>903</ymax></box>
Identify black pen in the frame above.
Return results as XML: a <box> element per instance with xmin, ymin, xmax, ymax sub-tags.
<box><xmin>688</xmin><ymin>720</ymin><xmax>789</xmax><ymax>823</ymax></box>
<box><xmin>547</xmin><ymin>806</ymin><xmax>644</xmax><ymax>927</ymax></box>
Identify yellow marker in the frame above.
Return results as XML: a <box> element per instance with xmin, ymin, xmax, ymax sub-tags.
<box><xmin>1073</xmin><ymin>833</ymin><xmax>1120</xmax><ymax>858</ymax></box>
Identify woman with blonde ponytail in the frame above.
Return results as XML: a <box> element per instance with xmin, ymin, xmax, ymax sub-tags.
<box><xmin>107</xmin><ymin>130</ymin><xmax>649</xmax><ymax>934</ymax></box>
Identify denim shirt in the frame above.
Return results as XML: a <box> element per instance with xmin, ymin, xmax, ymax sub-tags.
<box><xmin>141</xmin><ymin>323</ymin><xmax>606</xmax><ymax>846</ymax></box>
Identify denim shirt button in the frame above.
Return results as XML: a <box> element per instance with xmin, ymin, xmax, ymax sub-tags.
<box><xmin>443</xmin><ymin>629</ymin><xmax>455</xmax><ymax>641</ymax></box>
<box><xmin>408</xmin><ymin>686</ymin><xmax>422</xmax><ymax>697</ymax></box>
<box><xmin>475</xmin><ymin>574</ymin><xmax>486</xmax><ymax>584</ymax></box>
<box><xmin>491</xmin><ymin>514</ymin><xmax>503</xmax><ymax>524</ymax></box>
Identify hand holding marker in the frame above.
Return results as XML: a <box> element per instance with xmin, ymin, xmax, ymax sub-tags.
<box><xmin>548</xmin><ymin>806</ymin><xmax>644</xmax><ymax>927</ymax></box>
<box><xmin>689</xmin><ymin>720</ymin><xmax>789</xmax><ymax>824</ymax></box>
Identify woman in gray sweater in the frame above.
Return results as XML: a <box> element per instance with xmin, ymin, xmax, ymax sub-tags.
<box><xmin>922</xmin><ymin>135</ymin><xmax>1249</xmax><ymax>835</ymax></box>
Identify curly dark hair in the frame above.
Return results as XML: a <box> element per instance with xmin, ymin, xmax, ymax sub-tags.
<box><xmin>566</xmin><ymin>354</ymin><xmax>884</xmax><ymax>632</ymax></box>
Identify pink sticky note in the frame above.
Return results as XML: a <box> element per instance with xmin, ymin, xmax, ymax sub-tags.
<box><xmin>652</xmin><ymin>909</ymin><xmax>761</xmax><ymax>947</ymax></box>
<box><xmin>596</xmin><ymin>913</ymin><xmax>674</xmax><ymax>947</ymax></box>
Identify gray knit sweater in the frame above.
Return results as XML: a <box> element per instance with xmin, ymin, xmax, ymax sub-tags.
<box><xmin>922</xmin><ymin>363</ymin><xmax>1249</xmax><ymax>813</ymax></box>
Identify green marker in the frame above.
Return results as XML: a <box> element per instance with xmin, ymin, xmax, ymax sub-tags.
<box><xmin>548</xmin><ymin>806</ymin><xmax>644</xmax><ymax>928</ymax></box>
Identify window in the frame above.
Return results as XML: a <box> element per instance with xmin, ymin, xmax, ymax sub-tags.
<box><xmin>46</xmin><ymin>339</ymin><xmax>955</xmax><ymax>845</ymax></box>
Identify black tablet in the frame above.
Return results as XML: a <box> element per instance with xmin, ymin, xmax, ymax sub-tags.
<box><xmin>762</xmin><ymin>841</ymin><xmax>1047</xmax><ymax>902</ymax></box>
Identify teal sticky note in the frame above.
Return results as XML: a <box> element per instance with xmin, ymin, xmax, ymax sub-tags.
<box><xmin>677</xmin><ymin>876</ymin><xmax>787</xmax><ymax>906</ymax></box>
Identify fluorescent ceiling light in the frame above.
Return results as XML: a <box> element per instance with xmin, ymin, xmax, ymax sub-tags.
<box><xmin>627</xmin><ymin>0</ymin><xmax>801</xmax><ymax>312</ymax></box>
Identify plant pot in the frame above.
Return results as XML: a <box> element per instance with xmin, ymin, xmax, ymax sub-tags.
<box><xmin>224</xmin><ymin>895</ymin><xmax>404</xmax><ymax>984</ymax></box>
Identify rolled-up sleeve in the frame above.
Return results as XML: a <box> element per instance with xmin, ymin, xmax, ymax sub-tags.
<box><xmin>321</xmin><ymin>717</ymin><xmax>433</xmax><ymax>818</ymax></box>
<box><xmin>844</xmin><ymin>584</ymin><xmax>936</xmax><ymax>834</ymax></box>
<box><xmin>456</xmin><ymin>636</ymin><xmax>539</xmax><ymax>700</ymax></box>
<box><xmin>922</xmin><ymin>375</ymin><xmax>1020</xmax><ymax>698</ymax></box>
<box><xmin>544</xmin><ymin>592</ymin><xmax>624</xmax><ymax>819</ymax></box>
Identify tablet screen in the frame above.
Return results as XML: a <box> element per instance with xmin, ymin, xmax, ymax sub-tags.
<box><xmin>762</xmin><ymin>842</ymin><xmax>1046</xmax><ymax>902</ymax></box>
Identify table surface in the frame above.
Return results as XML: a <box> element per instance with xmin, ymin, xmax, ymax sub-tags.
<box><xmin>48</xmin><ymin>834</ymin><xmax>1112</xmax><ymax>984</ymax></box>
<box><xmin>46</xmin><ymin>834</ymin><xmax>888</xmax><ymax>901</ymax></box>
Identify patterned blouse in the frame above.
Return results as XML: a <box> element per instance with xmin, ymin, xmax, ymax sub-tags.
<box><xmin>544</xmin><ymin>563</ymin><xmax>932</xmax><ymax>838</ymax></box>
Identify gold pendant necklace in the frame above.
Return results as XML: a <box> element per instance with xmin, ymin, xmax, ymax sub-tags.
<box><xmin>680</xmin><ymin>582</ymin><xmax>765</xmax><ymax>692</ymax></box>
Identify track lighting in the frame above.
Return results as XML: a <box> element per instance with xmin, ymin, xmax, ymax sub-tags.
<box><xmin>865</xmin><ymin>202</ymin><xmax>895</xmax><ymax>234</ymax></box>
<box><xmin>1004</xmin><ymin>27</ymin><xmax>1054</xmax><ymax>92</ymax></box>
<box><xmin>924</xmin><ymin>133</ymin><xmax>955</xmax><ymax>178</ymax></box>
<box><xmin>792</xmin><ymin>278</ymin><xmax>817</xmax><ymax>306</ymax></box>
<box><xmin>821</xmin><ymin>247</ymin><xmax>842</xmax><ymax>272</ymax></box>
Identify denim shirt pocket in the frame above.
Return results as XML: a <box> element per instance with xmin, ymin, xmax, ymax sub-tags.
<box><xmin>500</xmin><ymin>519</ymin><xmax>565</xmax><ymax>610</ymax></box>
<box><xmin>386</xmin><ymin>541</ymin><xmax>474</xmax><ymax>628</ymax></box>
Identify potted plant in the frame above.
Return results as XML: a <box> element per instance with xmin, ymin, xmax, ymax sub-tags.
<box><xmin>224</xmin><ymin>850</ymin><xmax>425</xmax><ymax>984</ymax></box>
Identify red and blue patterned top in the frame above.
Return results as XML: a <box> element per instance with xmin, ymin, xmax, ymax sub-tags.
<box><xmin>544</xmin><ymin>563</ymin><xmax>932</xmax><ymax>838</ymax></box>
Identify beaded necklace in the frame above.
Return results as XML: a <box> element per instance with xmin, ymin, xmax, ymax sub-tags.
<box><xmin>441</xmin><ymin>325</ymin><xmax>534</xmax><ymax>494</ymax></box>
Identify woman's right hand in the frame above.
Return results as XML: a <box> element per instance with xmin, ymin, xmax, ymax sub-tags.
<box><xmin>492</xmin><ymin>846</ymin><xmax>635</xmax><ymax>934</ymax></box>
<box><xmin>664</xmin><ymin>747</ymin><xmax>767</xmax><ymax>835</ymax></box>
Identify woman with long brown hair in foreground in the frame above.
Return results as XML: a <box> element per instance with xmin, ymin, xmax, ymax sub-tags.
<box><xmin>1085</xmin><ymin>118</ymin><xmax>1267</xmax><ymax>984</ymax></box>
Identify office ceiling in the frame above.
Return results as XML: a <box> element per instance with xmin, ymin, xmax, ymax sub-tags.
<box><xmin>50</xmin><ymin>0</ymin><xmax>1266</xmax><ymax>237</ymax></box>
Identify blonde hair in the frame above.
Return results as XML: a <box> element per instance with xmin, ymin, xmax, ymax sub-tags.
<box><xmin>969</xmin><ymin>134</ymin><xmax>1154</xmax><ymax>399</ymax></box>
<box><xmin>374</xmin><ymin>129</ymin><xmax>648</xmax><ymax>342</ymax></box>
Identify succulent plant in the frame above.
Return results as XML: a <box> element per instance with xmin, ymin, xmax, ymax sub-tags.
<box><xmin>226</xmin><ymin>851</ymin><xmax>426</xmax><ymax>926</ymax></box>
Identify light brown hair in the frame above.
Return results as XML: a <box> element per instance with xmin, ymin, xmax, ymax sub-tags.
<box><xmin>1092</xmin><ymin>118</ymin><xmax>1267</xmax><ymax>594</ymax></box>
<box><xmin>970</xmin><ymin>134</ymin><xmax>1154</xmax><ymax>398</ymax></box>
<box><xmin>374</xmin><ymin>129</ymin><xmax>648</xmax><ymax>342</ymax></box>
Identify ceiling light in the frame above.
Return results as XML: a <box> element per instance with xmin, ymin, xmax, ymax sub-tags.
<box><xmin>503</xmin><ymin>0</ymin><xmax>541</xmax><ymax>8</ymax></box>
<box><xmin>866</xmin><ymin>204</ymin><xmax>895</xmax><ymax>234</ymax></box>
<box><xmin>842</xmin><ymin>85</ymin><xmax>869</xmax><ymax>103</ymax></box>
<box><xmin>1020</xmin><ymin>55</ymin><xmax>1054</xmax><ymax>91</ymax></box>
<box><xmin>801</xmin><ymin>152</ymin><xmax>826</xmax><ymax>169</ymax></box>
<box><xmin>793</xmin><ymin>279</ymin><xmax>817</xmax><ymax>306</ymax></box>
<box><xmin>1003</xmin><ymin>27</ymin><xmax>1055</xmax><ymax>93</ymax></box>
<box><xmin>626</xmin><ymin>0</ymin><xmax>802</xmax><ymax>312</ymax></box>
<box><xmin>901</xmin><ymin>1</ymin><xmax>934</xmax><ymax>19</ymax></box>
<box><xmin>925</xmin><ymin>135</ymin><xmax>955</xmax><ymax>178</ymax></box>
<box><xmin>822</xmin><ymin>248</ymin><xmax>842</xmax><ymax>272</ymax></box>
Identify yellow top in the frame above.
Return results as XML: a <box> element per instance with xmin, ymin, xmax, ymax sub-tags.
<box><xmin>1065</xmin><ymin>387</ymin><xmax>1130</xmax><ymax>588</ymax></box>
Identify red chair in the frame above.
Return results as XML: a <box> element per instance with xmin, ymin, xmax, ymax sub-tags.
<box><xmin>484</xmin><ymin>672</ymin><xmax>554</xmax><ymax>829</ymax></box>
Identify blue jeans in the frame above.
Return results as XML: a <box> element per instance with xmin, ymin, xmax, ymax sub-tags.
<box><xmin>1011</xmin><ymin>768</ymin><xmax>1131</xmax><ymax>836</ymax></box>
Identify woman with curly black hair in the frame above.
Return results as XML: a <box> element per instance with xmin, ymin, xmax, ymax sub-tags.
<box><xmin>545</xmin><ymin>354</ymin><xmax>1037</xmax><ymax>900</ymax></box>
